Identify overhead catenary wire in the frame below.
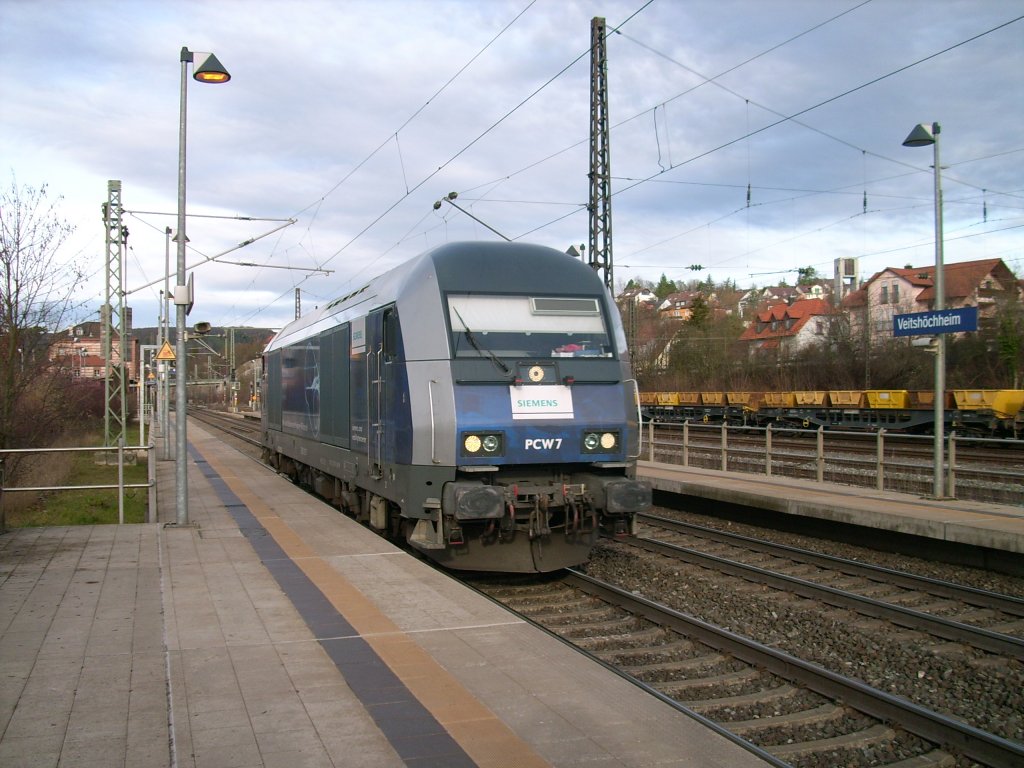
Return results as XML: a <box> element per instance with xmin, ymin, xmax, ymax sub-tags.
<box><xmin>240</xmin><ymin>5</ymin><xmax>1022</xmax><ymax>326</ymax></box>
<box><xmin>239</xmin><ymin>1</ymin><xmax>657</xmax><ymax>324</ymax></box>
<box><xmin>443</xmin><ymin>7</ymin><xmax>1024</xmax><ymax>282</ymax></box>
<box><xmin>235</xmin><ymin>0</ymin><xmax>546</xmax><ymax>323</ymax></box>
<box><xmin>508</xmin><ymin>13</ymin><xmax>1024</xmax><ymax>272</ymax></box>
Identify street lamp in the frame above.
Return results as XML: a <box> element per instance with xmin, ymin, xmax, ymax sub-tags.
<box><xmin>902</xmin><ymin>122</ymin><xmax>945</xmax><ymax>499</ymax></box>
<box><xmin>174</xmin><ymin>47</ymin><xmax>231</xmax><ymax>526</ymax></box>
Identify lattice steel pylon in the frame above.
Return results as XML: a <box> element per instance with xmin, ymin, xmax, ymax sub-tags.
<box><xmin>102</xmin><ymin>180</ymin><xmax>129</xmax><ymax>447</ymax></box>
<box><xmin>588</xmin><ymin>16</ymin><xmax>613</xmax><ymax>292</ymax></box>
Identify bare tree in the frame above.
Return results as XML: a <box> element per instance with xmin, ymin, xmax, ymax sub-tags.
<box><xmin>1</xmin><ymin>176</ymin><xmax>85</xmax><ymax>479</ymax></box>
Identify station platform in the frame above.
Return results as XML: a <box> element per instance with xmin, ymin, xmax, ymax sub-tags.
<box><xmin>639</xmin><ymin>460</ymin><xmax>1024</xmax><ymax>557</ymax></box>
<box><xmin>0</xmin><ymin>422</ymin><xmax>769</xmax><ymax>768</ymax></box>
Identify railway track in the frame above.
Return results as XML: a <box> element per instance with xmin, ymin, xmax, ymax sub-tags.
<box><xmin>632</xmin><ymin>513</ymin><xmax>1024</xmax><ymax>657</ymax></box>
<box><xmin>187</xmin><ymin>406</ymin><xmax>263</xmax><ymax>449</ymax></box>
<box><xmin>470</xmin><ymin>570</ymin><xmax>1024</xmax><ymax>768</ymax></box>
<box><xmin>192</xmin><ymin>407</ymin><xmax>1024</xmax><ymax>764</ymax></box>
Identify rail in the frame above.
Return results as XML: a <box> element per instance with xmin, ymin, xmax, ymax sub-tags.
<box><xmin>564</xmin><ymin>569</ymin><xmax>1024</xmax><ymax>768</ymax></box>
<box><xmin>0</xmin><ymin>441</ymin><xmax>156</xmax><ymax>526</ymax></box>
<box><xmin>626</xmin><ymin>531</ymin><xmax>1024</xmax><ymax>659</ymax></box>
<box><xmin>645</xmin><ymin>419</ymin><xmax>1024</xmax><ymax>504</ymax></box>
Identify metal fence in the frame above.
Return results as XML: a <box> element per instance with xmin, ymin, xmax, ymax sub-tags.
<box><xmin>645</xmin><ymin>420</ymin><xmax>1024</xmax><ymax>506</ymax></box>
<box><xmin>0</xmin><ymin>441</ymin><xmax>156</xmax><ymax>527</ymax></box>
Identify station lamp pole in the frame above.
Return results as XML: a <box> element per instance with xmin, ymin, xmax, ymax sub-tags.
<box><xmin>902</xmin><ymin>122</ymin><xmax>945</xmax><ymax>499</ymax></box>
<box><xmin>174</xmin><ymin>47</ymin><xmax>231</xmax><ymax>525</ymax></box>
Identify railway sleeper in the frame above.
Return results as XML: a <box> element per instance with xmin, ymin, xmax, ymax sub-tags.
<box><xmin>766</xmin><ymin>722</ymin><xmax>895</xmax><ymax>759</ymax></box>
<box><xmin>520</xmin><ymin>604</ymin><xmax>619</xmax><ymax>624</ymax></box>
<box><xmin>727</xmin><ymin>702</ymin><xmax>847</xmax><ymax>736</ymax></box>
<box><xmin>937</xmin><ymin>605</ymin><xmax>998</xmax><ymax>622</ymax></box>
<box><xmin>569</xmin><ymin>626</ymin><xmax>663</xmax><ymax>651</ymax></box>
<box><xmin>550</xmin><ymin>616</ymin><xmax>639</xmax><ymax>640</ymax></box>
<box><xmin>501</xmin><ymin>593</ymin><xmax>592</xmax><ymax>612</ymax></box>
<box><xmin>617</xmin><ymin>653</ymin><xmax>730</xmax><ymax>677</ymax></box>
<box><xmin>657</xmin><ymin>666</ymin><xmax>761</xmax><ymax>697</ymax></box>
<box><xmin>881</xmin><ymin>752</ymin><xmax>957</xmax><ymax>767</ymax></box>
<box><xmin>989</xmin><ymin>617</ymin><xmax>1024</xmax><ymax>636</ymax></box>
<box><xmin>630</xmin><ymin>655</ymin><xmax>745</xmax><ymax>684</ymax></box>
<box><xmin>592</xmin><ymin>638</ymin><xmax>699</xmax><ymax>664</ymax></box>
<box><xmin>683</xmin><ymin>682</ymin><xmax>801</xmax><ymax>714</ymax></box>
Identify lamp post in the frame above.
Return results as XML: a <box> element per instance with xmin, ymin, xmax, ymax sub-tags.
<box><xmin>902</xmin><ymin>122</ymin><xmax>945</xmax><ymax>499</ymax></box>
<box><xmin>174</xmin><ymin>47</ymin><xmax>231</xmax><ymax>526</ymax></box>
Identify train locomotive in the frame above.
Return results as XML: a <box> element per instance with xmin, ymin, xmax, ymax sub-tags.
<box><xmin>261</xmin><ymin>241</ymin><xmax>651</xmax><ymax>572</ymax></box>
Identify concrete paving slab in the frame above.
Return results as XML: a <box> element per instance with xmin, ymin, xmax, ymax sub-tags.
<box><xmin>0</xmin><ymin>525</ymin><xmax>168</xmax><ymax>768</ymax></box>
<box><xmin>0</xmin><ymin>421</ymin><xmax>772</xmax><ymax>768</ymax></box>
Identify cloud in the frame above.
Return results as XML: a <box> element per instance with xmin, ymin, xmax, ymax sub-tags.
<box><xmin>1</xmin><ymin>0</ymin><xmax>1021</xmax><ymax>331</ymax></box>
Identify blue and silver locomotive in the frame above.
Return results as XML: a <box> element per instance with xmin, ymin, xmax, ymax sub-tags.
<box><xmin>261</xmin><ymin>241</ymin><xmax>650</xmax><ymax>572</ymax></box>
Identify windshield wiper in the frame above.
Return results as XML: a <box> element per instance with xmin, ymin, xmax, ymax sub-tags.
<box><xmin>451</xmin><ymin>306</ymin><xmax>511</xmax><ymax>376</ymax></box>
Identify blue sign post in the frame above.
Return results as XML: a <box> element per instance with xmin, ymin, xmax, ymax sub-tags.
<box><xmin>893</xmin><ymin>306</ymin><xmax>978</xmax><ymax>337</ymax></box>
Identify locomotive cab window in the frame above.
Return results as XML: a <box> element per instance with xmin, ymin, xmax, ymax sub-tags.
<box><xmin>446</xmin><ymin>294</ymin><xmax>614</xmax><ymax>359</ymax></box>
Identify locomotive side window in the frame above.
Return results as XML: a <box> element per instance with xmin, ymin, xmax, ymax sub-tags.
<box><xmin>447</xmin><ymin>294</ymin><xmax>613</xmax><ymax>359</ymax></box>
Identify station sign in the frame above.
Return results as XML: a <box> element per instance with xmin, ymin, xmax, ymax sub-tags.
<box><xmin>893</xmin><ymin>306</ymin><xmax>978</xmax><ymax>337</ymax></box>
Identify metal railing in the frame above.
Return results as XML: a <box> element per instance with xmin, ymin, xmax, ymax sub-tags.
<box><xmin>645</xmin><ymin>420</ymin><xmax>1024</xmax><ymax>505</ymax></box>
<box><xmin>0</xmin><ymin>440</ymin><xmax>157</xmax><ymax>527</ymax></box>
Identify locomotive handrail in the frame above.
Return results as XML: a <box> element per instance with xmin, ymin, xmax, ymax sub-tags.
<box><xmin>626</xmin><ymin>378</ymin><xmax>642</xmax><ymax>459</ymax></box>
<box><xmin>428</xmin><ymin>378</ymin><xmax>439</xmax><ymax>464</ymax></box>
<box><xmin>373</xmin><ymin>346</ymin><xmax>383</xmax><ymax>470</ymax></box>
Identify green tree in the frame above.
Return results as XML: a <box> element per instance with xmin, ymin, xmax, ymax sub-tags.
<box><xmin>994</xmin><ymin>293</ymin><xmax>1024</xmax><ymax>388</ymax></box>
<box><xmin>668</xmin><ymin>311</ymin><xmax>746</xmax><ymax>390</ymax></box>
<box><xmin>654</xmin><ymin>273</ymin><xmax>677</xmax><ymax>300</ymax></box>
<box><xmin>797</xmin><ymin>266</ymin><xmax>819</xmax><ymax>285</ymax></box>
<box><xmin>687</xmin><ymin>293</ymin><xmax>711</xmax><ymax>329</ymax></box>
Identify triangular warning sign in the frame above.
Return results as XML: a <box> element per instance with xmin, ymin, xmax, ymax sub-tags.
<box><xmin>155</xmin><ymin>341</ymin><xmax>176</xmax><ymax>361</ymax></box>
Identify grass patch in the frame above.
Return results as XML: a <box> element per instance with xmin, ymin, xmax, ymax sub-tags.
<box><xmin>3</xmin><ymin>426</ymin><xmax>151</xmax><ymax>527</ymax></box>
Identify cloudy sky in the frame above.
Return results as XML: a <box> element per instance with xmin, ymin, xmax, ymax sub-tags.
<box><xmin>2</xmin><ymin>0</ymin><xmax>1022</xmax><ymax>331</ymax></box>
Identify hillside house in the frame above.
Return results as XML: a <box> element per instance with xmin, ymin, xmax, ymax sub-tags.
<box><xmin>842</xmin><ymin>258</ymin><xmax>1019</xmax><ymax>339</ymax></box>
<box><xmin>659</xmin><ymin>290</ymin><xmax>717</xmax><ymax>320</ymax></box>
<box><xmin>739</xmin><ymin>298</ymin><xmax>836</xmax><ymax>355</ymax></box>
<box><xmin>617</xmin><ymin>286</ymin><xmax>658</xmax><ymax>307</ymax></box>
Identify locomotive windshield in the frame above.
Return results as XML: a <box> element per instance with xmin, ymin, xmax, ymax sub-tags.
<box><xmin>447</xmin><ymin>294</ymin><xmax>614</xmax><ymax>359</ymax></box>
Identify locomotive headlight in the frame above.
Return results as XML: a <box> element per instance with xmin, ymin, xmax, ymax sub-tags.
<box><xmin>461</xmin><ymin>432</ymin><xmax>504</xmax><ymax>458</ymax></box>
<box><xmin>582</xmin><ymin>430</ymin><xmax>619</xmax><ymax>453</ymax></box>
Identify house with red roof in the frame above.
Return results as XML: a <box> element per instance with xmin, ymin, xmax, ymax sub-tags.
<box><xmin>739</xmin><ymin>298</ymin><xmax>835</xmax><ymax>353</ymax></box>
<box><xmin>48</xmin><ymin>321</ymin><xmax>128</xmax><ymax>379</ymax></box>
<box><xmin>616</xmin><ymin>286</ymin><xmax>658</xmax><ymax>307</ymax></box>
<box><xmin>842</xmin><ymin>258</ymin><xmax>1019</xmax><ymax>338</ymax></box>
<box><xmin>659</xmin><ymin>290</ymin><xmax>715</xmax><ymax>320</ymax></box>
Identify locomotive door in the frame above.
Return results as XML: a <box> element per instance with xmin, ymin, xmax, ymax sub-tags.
<box><xmin>366</xmin><ymin>305</ymin><xmax>398</xmax><ymax>478</ymax></box>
